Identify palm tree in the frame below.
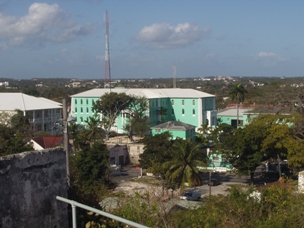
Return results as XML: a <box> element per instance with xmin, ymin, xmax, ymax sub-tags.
<box><xmin>163</xmin><ymin>139</ymin><xmax>207</xmax><ymax>190</ymax></box>
<box><xmin>229</xmin><ymin>84</ymin><xmax>247</xmax><ymax>128</ymax></box>
<box><xmin>83</xmin><ymin>115</ymin><xmax>104</xmax><ymax>143</ymax></box>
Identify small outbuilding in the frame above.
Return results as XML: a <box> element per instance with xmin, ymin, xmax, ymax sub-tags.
<box><xmin>151</xmin><ymin>121</ymin><xmax>196</xmax><ymax>141</ymax></box>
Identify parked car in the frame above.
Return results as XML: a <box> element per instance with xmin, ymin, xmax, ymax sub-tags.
<box><xmin>180</xmin><ymin>189</ymin><xmax>202</xmax><ymax>201</ymax></box>
<box><xmin>208</xmin><ymin>179</ymin><xmax>221</xmax><ymax>186</ymax></box>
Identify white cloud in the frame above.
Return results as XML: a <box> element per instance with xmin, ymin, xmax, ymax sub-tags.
<box><xmin>137</xmin><ymin>22</ymin><xmax>210</xmax><ymax>49</ymax></box>
<box><xmin>255</xmin><ymin>51</ymin><xmax>287</xmax><ymax>67</ymax></box>
<box><xmin>0</xmin><ymin>3</ymin><xmax>95</xmax><ymax>50</ymax></box>
<box><xmin>258</xmin><ymin>52</ymin><xmax>276</xmax><ymax>57</ymax></box>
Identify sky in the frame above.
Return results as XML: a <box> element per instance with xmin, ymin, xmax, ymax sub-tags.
<box><xmin>0</xmin><ymin>0</ymin><xmax>304</xmax><ymax>80</ymax></box>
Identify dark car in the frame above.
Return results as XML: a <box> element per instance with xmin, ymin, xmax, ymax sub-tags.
<box><xmin>208</xmin><ymin>179</ymin><xmax>221</xmax><ymax>186</ymax></box>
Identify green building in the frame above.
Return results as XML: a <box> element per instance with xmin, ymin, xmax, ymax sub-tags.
<box><xmin>151</xmin><ymin>121</ymin><xmax>196</xmax><ymax>141</ymax></box>
<box><xmin>217</xmin><ymin>107</ymin><xmax>253</xmax><ymax>128</ymax></box>
<box><xmin>70</xmin><ymin>88</ymin><xmax>217</xmax><ymax>133</ymax></box>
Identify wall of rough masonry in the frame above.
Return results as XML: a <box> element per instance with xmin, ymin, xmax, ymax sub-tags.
<box><xmin>0</xmin><ymin>148</ymin><xmax>68</xmax><ymax>228</ymax></box>
<box><xmin>127</xmin><ymin>144</ymin><xmax>145</xmax><ymax>165</ymax></box>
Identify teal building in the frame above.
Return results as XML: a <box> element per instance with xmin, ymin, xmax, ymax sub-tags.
<box><xmin>70</xmin><ymin>88</ymin><xmax>217</xmax><ymax>133</ymax></box>
<box><xmin>151</xmin><ymin>121</ymin><xmax>196</xmax><ymax>141</ymax></box>
<box><xmin>217</xmin><ymin>107</ymin><xmax>253</xmax><ymax>128</ymax></box>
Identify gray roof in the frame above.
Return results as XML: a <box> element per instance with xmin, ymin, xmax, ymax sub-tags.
<box><xmin>71</xmin><ymin>88</ymin><xmax>215</xmax><ymax>99</ymax></box>
<box><xmin>151</xmin><ymin>121</ymin><xmax>196</xmax><ymax>131</ymax></box>
<box><xmin>217</xmin><ymin>108</ymin><xmax>253</xmax><ymax>116</ymax></box>
<box><xmin>0</xmin><ymin>93</ymin><xmax>62</xmax><ymax>111</ymax></box>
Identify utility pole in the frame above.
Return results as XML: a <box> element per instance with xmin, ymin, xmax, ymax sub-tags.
<box><xmin>63</xmin><ymin>98</ymin><xmax>70</xmax><ymax>186</ymax></box>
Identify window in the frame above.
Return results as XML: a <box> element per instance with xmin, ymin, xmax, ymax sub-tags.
<box><xmin>81</xmin><ymin>107</ymin><xmax>83</xmax><ymax>113</ymax></box>
<box><xmin>86</xmin><ymin>99</ymin><xmax>88</xmax><ymax>104</ymax></box>
<box><xmin>80</xmin><ymin>117</ymin><xmax>83</xmax><ymax>122</ymax></box>
<box><xmin>81</xmin><ymin>99</ymin><xmax>83</xmax><ymax>104</ymax></box>
<box><xmin>171</xmin><ymin>100</ymin><xmax>174</xmax><ymax>105</ymax></box>
<box><xmin>182</xmin><ymin>109</ymin><xmax>185</xmax><ymax>115</ymax></box>
<box><xmin>193</xmin><ymin>109</ymin><xmax>195</xmax><ymax>115</ymax></box>
<box><xmin>182</xmin><ymin>100</ymin><xmax>184</xmax><ymax>105</ymax></box>
<box><xmin>172</xmin><ymin>109</ymin><xmax>174</xmax><ymax>115</ymax></box>
<box><xmin>193</xmin><ymin>100</ymin><xmax>195</xmax><ymax>105</ymax></box>
<box><xmin>75</xmin><ymin>99</ymin><xmax>77</xmax><ymax>105</ymax></box>
<box><xmin>86</xmin><ymin>107</ymin><xmax>89</xmax><ymax>113</ymax></box>
<box><xmin>75</xmin><ymin>107</ymin><xmax>77</xmax><ymax>113</ymax></box>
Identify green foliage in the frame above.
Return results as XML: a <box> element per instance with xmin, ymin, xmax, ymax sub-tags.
<box><xmin>163</xmin><ymin>139</ymin><xmax>207</xmax><ymax>189</ymax></box>
<box><xmin>139</xmin><ymin>132</ymin><xmax>174</xmax><ymax>173</ymax></box>
<box><xmin>219</xmin><ymin>119</ymin><xmax>266</xmax><ymax>181</ymax></box>
<box><xmin>74</xmin><ymin>141</ymin><xmax>110</xmax><ymax>188</ymax></box>
<box><xmin>229</xmin><ymin>83</ymin><xmax>248</xmax><ymax>104</ymax></box>
<box><xmin>112</xmin><ymin>193</ymin><xmax>161</xmax><ymax>227</ymax></box>
<box><xmin>0</xmin><ymin>111</ymin><xmax>33</xmax><ymax>156</ymax></box>
<box><xmin>69</xmin><ymin>141</ymin><xmax>114</xmax><ymax>227</ymax></box>
<box><xmin>10</xmin><ymin>110</ymin><xmax>32</xmax><ymax>140</ymax></box>
<box><xmin>92</xmin><ymin>92</ymin><xmax>133</xmax><ymax>138</ymax></box>
<box><xmin>0</xmin><ymin>124</ymin><xmax>33</xmax><ymax>156</ymax></box>
<box><xmin>122</xmin><ymin>96</ymin><xmax>148</xmax><ymax>140</ymax></box>
<box><xmin>82</xmin><ymin>115</ymin><xmax>105</xmax><ymax>142</ymax></box>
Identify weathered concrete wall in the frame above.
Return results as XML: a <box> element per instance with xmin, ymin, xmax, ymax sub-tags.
<box><xmin>0</xmin><ymin>148</ymin><xmax>68</xmax><ymax>228</ymax></box>
<box><xmin>128</xmin><ymin>144</ymin><xmax>145</xmax><ymax>165</ymax></box>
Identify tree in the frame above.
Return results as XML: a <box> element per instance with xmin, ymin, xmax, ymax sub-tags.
<box><xmin>140</xmin><ymin>132</ymin><xmax>174</xmax><ymax>171</ymax></box>
<box><xmin>82</xmin><ymin>114</ymin><xmax>105</xmax><ymax>143</ymax></box>
<box><xmin>0</xmin><ymin>124</ymin><xmax>33</xmax><ymax>156</ymax></box>
<box><xmin>159</xmin><ymin>106</ymin><xmax>168</xmax><ymax>123</ymax></box>
<box><xmin>69</xmin><ymin>141</ymin><xmax>112</xmax><ymax>227</ymax></box>
<box><xmin>92</xmin><ymin>92</ymin><xmax>134</xmax><ymax>139</ymax></box>
<box><xmin>123</xmin><ymin>96</ymin><xmax>148</xmax><ymax>141</ymax></box>
<box><xmin>132</xmin><ymin>118</ymin><xmax>150</xmax><ymax>137</ymax></box>
<box><xmin>220</xmin><ymin>118</ymin><xmax>267</xmax><ymax>183</ymax></box>
<box><xmin>163</xmin><ymin>139</ymin><xmax>207</xmax><ymax>189</ymax></box>
<box><xmin>229</xmin><ymin>84</ymin><xmax>248</xmax><ymax>127</ymax></box>
<box><xmin>10</xmin><ymin>110</ymin><xmax>32</xmax><ymax>140</ymax></box>
<box><xmin>74</xmin><ymin>141</ymin><xmax>110</xmax><ymax>189</ymax></box>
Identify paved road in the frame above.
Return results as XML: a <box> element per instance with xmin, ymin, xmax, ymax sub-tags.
<box><xmin>111</xmin><ymin>165</ymin><xmax>252</xmax><ymax>185</ymax></box>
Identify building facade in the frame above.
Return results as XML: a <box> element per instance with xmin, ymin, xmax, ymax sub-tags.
<box><xmin>0</xmin><ymin>93</ymin><xmax>62</xmax><ymax>135</ymax></box>
<box><xmin>70</xmin><ymin>88</ymin><xmax>217</xmax><ymax>133</ymax></box>
<box><xmin>151</xmin><ymin>121</ymin><xmax>196</xmax><ymax>141</ymax></box>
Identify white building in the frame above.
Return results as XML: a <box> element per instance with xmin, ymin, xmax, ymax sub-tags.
<box><xmin>0</xmin><ymin>93</ymin><xmax>62</xmax><ymax>135</ymax></box>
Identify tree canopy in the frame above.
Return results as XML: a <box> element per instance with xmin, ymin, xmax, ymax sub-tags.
<box><xmin>92</xmin><ymin>92</ymin><xmax>133</xmax><ymax>138</ymax></box>
<box><xmin>163</xmin><ymin>139</ymin><xmax>207</xmax><ymax>189</ymax></box>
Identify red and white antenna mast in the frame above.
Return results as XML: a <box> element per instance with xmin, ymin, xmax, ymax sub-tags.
<box><xmin>104</xmin><ymin>10</ymin><xmax>111</xmax><ymax>87</ymax></box>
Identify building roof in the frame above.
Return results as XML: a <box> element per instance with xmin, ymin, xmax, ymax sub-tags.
<box><xmin>71</xmin><ymin>88</ymin><xmax>215</xmax><ymax>99</ymax></box>
<box><xmin>32</xmin><ymin>136</ymin><xmax>63</xmax><ymax>149</ymax></box>
<box><xmin>217</xmin><ymin>108</ymin><xmax>253</xmax><ymax>116</ymax></box>
<box><xmin>151</xmin><ymin>121</ymin><xmax>196</xmax><ymax>131</ymax></box>
<box><xmin>0</xmin><ymin>93</ymin><xmax>62</xmax><ymax>111</ymax></box>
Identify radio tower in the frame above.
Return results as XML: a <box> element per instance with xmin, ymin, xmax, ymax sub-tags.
<box><xmin>104</xmin><ymin>10</ymin><xmax>111</xmax><ymax>88</ymax></box>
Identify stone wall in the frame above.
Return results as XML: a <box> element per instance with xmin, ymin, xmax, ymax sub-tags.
<box><xmin>0</xmin><ymin>148</ymin><xmax>68</xmax><ymax>228</ymax></box>
<box><xmin>127</xmin><ymin>144</ymin><xmax>145</xmax><ymax>165</ymax></box>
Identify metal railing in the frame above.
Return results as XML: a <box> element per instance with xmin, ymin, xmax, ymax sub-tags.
<box><xmin>56</xmin><ymin>196</ymin><xmax>149</xmax><ymax>228</ymax></box>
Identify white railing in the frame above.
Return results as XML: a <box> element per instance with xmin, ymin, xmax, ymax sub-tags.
<box><xmin>56</xmin><ymin>196</ymin><xmax>149</xmax><ymax>228</ymax></box>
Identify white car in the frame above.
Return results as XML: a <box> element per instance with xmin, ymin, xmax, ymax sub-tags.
<box><xmin>110</xmin><ymin>164</ymin><xmax>121</xmax><ymax>171</ymax></box>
